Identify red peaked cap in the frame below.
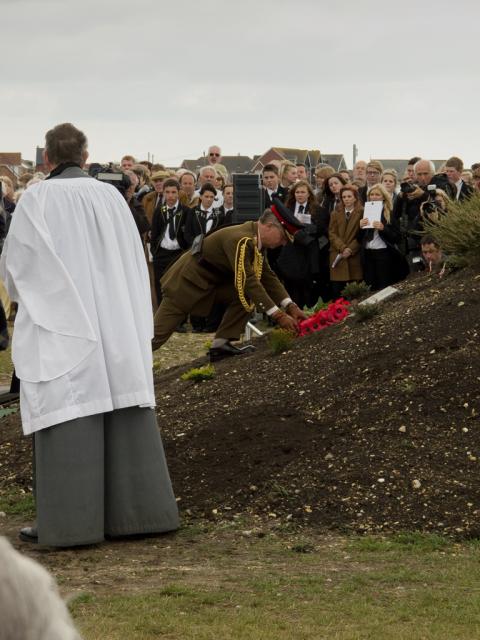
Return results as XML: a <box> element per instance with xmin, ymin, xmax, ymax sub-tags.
<box><xmin>270</xmin><ymin>197</ymin><xmax>305</xmax><ymax>236</ymax></box>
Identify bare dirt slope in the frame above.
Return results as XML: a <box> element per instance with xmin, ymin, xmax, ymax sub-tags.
<box><xmin>2</xmin><ymin>268</ymin><xmax>480</xmax><ymax>538</ymax></box>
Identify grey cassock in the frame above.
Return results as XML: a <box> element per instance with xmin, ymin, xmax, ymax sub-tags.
<box><xmin>35</xmin><ymin>407</ymin><xmax>179</xmax><ymax>547</ymax></box>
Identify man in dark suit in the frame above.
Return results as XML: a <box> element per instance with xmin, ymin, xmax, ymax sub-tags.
<box><xmin>445</xmin><ymin>156</ymin><xmax>474</xmax><ymax>202</ymax></box>
<box><xmin>184</xmin><ymin>182</ymin><xmax>229</xmax><ymax>245</ymax></box>
<box><xmin>183</xmin><ymin>182</ymin><xmax>231</xmax><ymax>333</ymax></box>
<box><xmin>222</xmin><ymin>184</ymin><xmax>235</xmax><ymax>221</ymax></box>
<box><xmin>142</xmin><ymin>169</ymin><xmax>169</xmax><ymax>226</ymax></box>
<box><xmin>262</xmin><ymin>163</ymin><xmax>288</xmax><ymax>206</ymax></box>
<box><xmin>152</xmin><ymin>209</ymin><xmax>307</xmax><ymax>361</ymax></box>
<box><xmin>150</xmin><ymin>178</ymin><xmax>191</xmax><ymax>306</ymax></box>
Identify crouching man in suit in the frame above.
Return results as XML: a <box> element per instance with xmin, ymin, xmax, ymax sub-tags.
<box><xmin>152</xmin><ymin>208</ymin><xmax>307</xmax><ymax>362</ymax></box>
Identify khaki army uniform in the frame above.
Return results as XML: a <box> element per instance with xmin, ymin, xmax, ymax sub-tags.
<box><xmin>152</xmin><ymin>221</ymin><xmax>289</xmax><ymax>349</ymax></box>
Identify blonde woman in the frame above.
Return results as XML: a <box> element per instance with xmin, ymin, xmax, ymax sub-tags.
<box><xmin>381</xmin><ymin>169</ymin><xmax>398</xmax><ymax>206</ymax></box>
<box><xmin>359</xmin><ymin>183</ymin><xmax>408</xmax><ymax>290</ymax></box>
<box><xmin>0</xmin><ymin>176</ymin><xmax>16</xmax><ymax>214</ymax></box>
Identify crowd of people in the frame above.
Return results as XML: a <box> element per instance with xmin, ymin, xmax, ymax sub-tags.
<box><xmin>1</xmin><ymin>124</ymin><xmax>479</xmax><ymax>552</ymax></box>
<box><xmin>2</xmin><ymin>147</ymin><xmax>480</xmax><ymax>326</ymax></box>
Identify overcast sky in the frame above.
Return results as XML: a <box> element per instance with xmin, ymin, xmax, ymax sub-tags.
<box><xmin>3</xmin><ymin>0</ymin><xmax>479</xmax><ymax>168</ymax></box>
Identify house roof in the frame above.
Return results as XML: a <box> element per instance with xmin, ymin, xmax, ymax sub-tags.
<box><xmin>181</xmin><ymin>159</ymin><xmax>204</xmax><ymax>172</ymax></box>
<box><xmin>321</xmin><ymin>154</ymin><xmax>347</xmax><ymax>171</ymax></box>
<box><xmin>181</xmin><ymin>155</ymin><xmax>253</xmax><ymax>174</ymax></box>
<box><xmin>221</xmin><ymin>156</ymin><xmax>254</xmax><ymax>174</ymax></box>
<box><xmin>271</xmin><ymin>148</ymin><xmax>322</xmax><ymax>166</ymax></box>
<box><xmin>374</xmin><ymin>159</ymin><xmax>447</xmax><ymax>178</ymax></box>
<box><xmin>0</xmin><ymin>152</ymin><xmax>21</xmax><ymax>165</ymax></box>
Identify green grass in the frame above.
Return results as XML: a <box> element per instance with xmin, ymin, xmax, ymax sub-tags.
<box><xmin>0</xmin><ymin>489</ymin><xmax>35</xmax><ymax>517</ymax></box>
<box><xmin>181</xmin><ymin>364</ymin><xmax>215</xmax><ymax>382</ymax></box>
<box><xmin>68</xmin><ymin>529</ymin><xmax>480</xmax><ymax>640</ymax></box>
<box><xmin>348</xmin><ymin>531</ymin><xmax>450</xmax><ymax>553</ymax></box>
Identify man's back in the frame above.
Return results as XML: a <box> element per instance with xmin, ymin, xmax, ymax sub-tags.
<box><xmin>1</xmin><ymin>175</ymin><xmax>155</xmax><ymax>434</ymax></box>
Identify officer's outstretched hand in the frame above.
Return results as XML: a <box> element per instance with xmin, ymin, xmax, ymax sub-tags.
<box><xmin>272</xmin><ymin>310</ymin><xmax>298</xmax><ymax>334</ymax></box>
<box><xmin>285</xmin><ymin>303</ymin><xmax>307</xmax><ymax>322</ymax></box>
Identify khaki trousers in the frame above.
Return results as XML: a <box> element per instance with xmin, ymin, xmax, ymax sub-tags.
<box><xmin>152</xmin><ymin>284</ymin><xmax>251</xmax><ymax>350</ymax></box>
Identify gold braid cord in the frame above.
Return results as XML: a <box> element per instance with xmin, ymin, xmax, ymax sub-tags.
<box><xmin>234</xmin><ymin>237</ymin><xmax>264</xmax><ymax>312</ymax></box>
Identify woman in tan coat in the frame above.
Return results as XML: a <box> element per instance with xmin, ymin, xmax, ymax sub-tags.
<box><xmin>328</xmin><ymin>185</ymin><xmax>363</xmax><ymax>298</ymax></box>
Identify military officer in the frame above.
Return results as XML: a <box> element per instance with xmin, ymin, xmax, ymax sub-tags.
<box><xmin>152</xmin><ymin>207</ymin><xmax>307</xmax><ymax>361</ymax></box>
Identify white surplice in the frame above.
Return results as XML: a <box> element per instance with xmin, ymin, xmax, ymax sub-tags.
<box><xmin>0</xmin><ymin>177</ymin><xmax>155</xmax><ymax>435</ymax></box>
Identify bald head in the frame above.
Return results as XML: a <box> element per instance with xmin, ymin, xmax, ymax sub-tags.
<box><xmin>414</xmin><ymin>159</ymin><xmax>435</xmax><ymax>187</ymax></box>
<box><xmin>208</xmin><ymin>145</ymin><xmax>222</xmax><ymax>165</ymax></box>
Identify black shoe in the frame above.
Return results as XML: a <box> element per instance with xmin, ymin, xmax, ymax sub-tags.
<box><xmin>208</xmin><ymin>342</ymin><xmax>255</xmax><ymax>363</ymax></box>
<box><xmin>175</xmin><ymin>325</ymin><xmax>187</xmax><ymax>333</ymax></box>
<box><xmin>19</xmin><ymin>527</ymin><xmax>38</xmax><ymax>544</ymax></box>
<box><xmin>237</xmin><ymin>344</ymin><xmax>256</xmax><ymax>353</ymax></box>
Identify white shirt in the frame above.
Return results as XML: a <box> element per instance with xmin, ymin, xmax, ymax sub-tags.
<box><xmin>0</xmin><ymin>178</ymin><xmax>155</xmax><ymax>434</ymax></box>
<box><xmin>455</xmin><ymin>179</ymin><xmax>463</xmax><ymax>200</ymax></box>
<box><xmin>160</xmin><ymin>200</ymin><xmax>181</xmax><ymax>250</ymax></box>
<box><xmin>294</xmin><ymin>201</ymin><xmax>311</xmax><ymax>224</ymax></box>
<box><xmin>200</xmin><ymin>207</ymin><xmax>214</xmax><ymax>234</ymax></box>
<box><xmin>366</xmin><ymin>229</ymin><xmax>387</xmax><ymax>250</ymax></box>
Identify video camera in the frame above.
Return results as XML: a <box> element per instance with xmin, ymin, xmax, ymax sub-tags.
<box><xmin>88</xmin><ymin>163</ymin><xmax>131</xmax><ymax>198</ymax></box>
<box><xmin>429</xmin><ymin>173</ymin><xmax>455</xmax><ymax>199</ymax></box>
<box><xmin>422</xmin><ymin>185</ymin><xmax>439</xmax><ymax>215</ymax></box>
<box><xmin>422</xmin><ymin>173</ymin><xmax>455</xmax><ymax>216</ymax></box>
<box><xmin>399</xmin><ymin>181</ymin><xmax>417</xmax><ymax>195</ymax></box>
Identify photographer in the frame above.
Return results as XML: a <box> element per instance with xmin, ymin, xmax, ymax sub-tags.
<box><xmin>419</xmin><ymin>187</ymin><xmax>451</xmax><ymax>224</ymax></box>
<box><xmin>88</xmin><ymin>164</ymin><xmax>150</xmax><ymax>238</ymax></box>
<box><xmin>393</xmin><ymin>159</ymin><xmax>437</xmax><ymax>271</ymax></box>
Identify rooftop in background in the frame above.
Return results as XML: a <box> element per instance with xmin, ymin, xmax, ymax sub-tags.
<box><xmin>0</xmin><ymin>153</ymin><xmax>22</xmax><ymax>165</ymax></box>
<box><xmin>181</xmin><ymin>155</ymin><xmax>253</xmax><ymax>174</ymax></box>
<box><xmin>0</xmin><ymin>153</ymin><xmax>34</xmax><ymax>184</ymax></box>
<box><xmin>373</xmin><ymin>159</ymin><xmax>447</xmax><ymax>178</ymax></box>
<box><xmin>252</xmin><ymin>147</ymin><xmax>327</xmax><ymax>172</ymax></box>
<box><xmin>321</xmin><ymin>154</ymin><xmax>348</xmax><ymax>171</ymax></box>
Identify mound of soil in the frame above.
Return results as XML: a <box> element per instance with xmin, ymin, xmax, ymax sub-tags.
<box><xmin>2</xmin><ymin>268</ymin><xmax>480</xmax><ymax>538</ymax></box>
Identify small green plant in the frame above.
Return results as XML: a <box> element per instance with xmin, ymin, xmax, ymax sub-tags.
<box><xmin>355</xmin><ymin>302</ymin><xmax>380</xmax><ymax>322</ymax></box>
<box><xmin>444</xmin><ymin>254</ymin><xmax>468</xmax><ymax>271</ymax></box>
<box><xmin>203</xmin><ymin>339</ymin><xmax>212</xmax><ymax>353</ymax></box>
<box><xmin>0</xmin><ymin>406</ymin><xmax>18</xmax><ymax>418</ymax></box>
<box><xmin>423</xmin><ymin>192</ymin><xmax>480</xmax><ymax>267</ymax></box>
<box><xmin>181</xmin><ymin>364</ymin><xmax>215</xmax><ymax>382</ymax></box>
<box><xmin>268</xmin><ymin>328</ymin><xmax>295</xmax><ymax>355</ymax></box>
<box><xmin>341</xmin><ymin>281</ymin><xmax>371</xmax><ymax>301</ymax></box>
<box><xmin>303</xmin><ymin>297</ymin><xmax>328</xmax><ymax>317</ymax></box>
